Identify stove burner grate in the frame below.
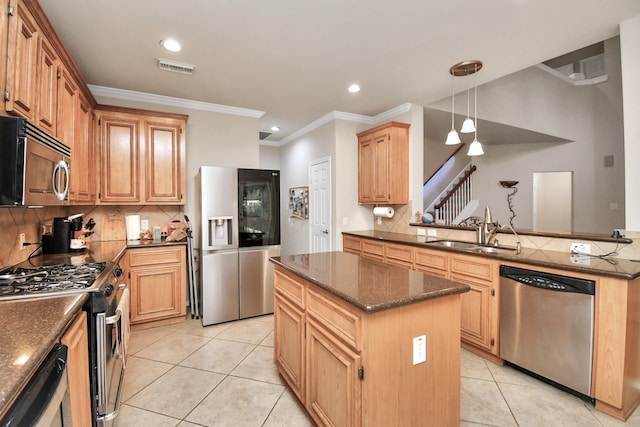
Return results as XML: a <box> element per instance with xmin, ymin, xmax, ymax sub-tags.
<box><xmin>0</xmin><ymin>262</ymin><xmax>106</xmax><ymax>298</ymax></box>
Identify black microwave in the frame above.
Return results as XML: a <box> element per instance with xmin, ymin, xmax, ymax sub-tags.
<box><xmin>0</xmin><ymin>116</ymin><xmax>70</xmax><ymax>207</ymax></box>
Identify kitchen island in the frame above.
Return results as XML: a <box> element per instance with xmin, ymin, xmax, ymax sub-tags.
<box><xmin>270</xmin><ymin>251</ymin><xmax>470</xmax><ymax>427</ymax></box>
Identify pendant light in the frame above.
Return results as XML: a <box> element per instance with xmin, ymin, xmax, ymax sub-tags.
<box><xmin>467</xmin><ymin>63</ymin><xmax>484</xmax><ymax>156</ymax></box>
<box><xmin>460</xmin><ymin>72</ymin><xmax>475</xmax><ymax>133</ymax></box>
<box><xmin>446</xmin><ymin>60</ymin><xmax>483</xmax><ymax>155</ymax></box>
<box><xmin>445</xmin><ymin>74</ymin><xmax>461</xmax><ymax>145</ymax></box>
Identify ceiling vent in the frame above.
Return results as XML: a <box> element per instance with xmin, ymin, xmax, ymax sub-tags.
<box><xmin>259</xmin><ymin>131</ymin><xmax>272</xmax><ymax>140</ymax></box>
<box><xmin>157</xmin><ymin>58</ymin><xmax>195</xmax><ymax>75</ymax></box>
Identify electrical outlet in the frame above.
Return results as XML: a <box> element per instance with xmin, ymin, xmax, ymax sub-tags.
<box><xmin>570</xmin><ymin>243</ymin><xmax>591</xmax><ymax>254</ymax></box>
<box><xmin>19</xmin><ymin>233</ymin><xmax>25</xmax><ymax>251</ymax></box>
<box><xmin>413</xmin><ymin>335</ymin><xmax>426</xmax><ymax>365</ymax></box>
<box><xmin>140</xmin><ymin>219</ymin><xmax>149</xmax><ymax>230</ymax></box>
<box><xmin>570</xmin><ymin>254</ymin><xmax>591</xmax><ymax>266</ymax></box>
<box><xmin>416</xmin><ymin>228</ymin><xmax>426</xmax><ymax>236</ymax></box>
<box><xmin>427</xmin><ymin>229</ymin><xmax>437</xmax><ymax>237</ymax></box>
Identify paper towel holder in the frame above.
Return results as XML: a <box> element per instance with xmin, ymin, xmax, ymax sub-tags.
<box><xmin>373</xmin><ymin>206</ymin><xmax>395</xmax><ymax>218</ymax></box>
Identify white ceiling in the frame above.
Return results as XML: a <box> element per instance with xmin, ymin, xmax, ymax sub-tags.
<box><xmin>39</xmin><ymin>0</ymin><xmax>640</xmax><ymax>143</ymax></box>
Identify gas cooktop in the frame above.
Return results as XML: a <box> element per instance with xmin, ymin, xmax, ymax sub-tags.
<box><xmin>0</xmin><ymin>262</ymin><xmax>109</xmax><ymax>300</ymax></box>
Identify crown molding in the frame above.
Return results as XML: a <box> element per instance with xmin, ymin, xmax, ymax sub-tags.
<box><xmin>88</xmin><ymin>85</ymin><xmax>265</xmax><ymax>118</ymax></box>
<box><xmin>274</xmin><ymin>103</ymin><xmax>413</xmax><ymax>146</ymax></box>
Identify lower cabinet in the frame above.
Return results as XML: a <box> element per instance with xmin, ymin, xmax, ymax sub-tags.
<box><xmin>127</xmin><ymin>245</ymin><xmax>186</xmax><ymax>328</ymax></box>
<box><xmin>274</xmin><ymin>290</ymin><xmax>305</xmax><ymax>401</ymax></box>
<box><xmin>274</xmin><ymin>266</ymin><xmax>462</xmax><ymax>426</ymax></box>
<box><xmin>343</xmin><ymin>235</ymin><xmax>500</xmax><ymax>359</ymax></box>
<box><xmin>450</xmin><ymin>254</ymin><xmax>499</xmax><ymax>356</ymax></box>
<box><xmin>60</xmin><ymin>311</ymin><xmax>92</xmax><ymax>427</ymax></box>
<box><xmin>306</xmin><ymin>317</ymin><xmax>362</xmax><ymax>427</ymax></box>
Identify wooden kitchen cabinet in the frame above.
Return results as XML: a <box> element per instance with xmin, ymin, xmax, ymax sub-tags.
<box><xmin>274</xmin><ymin>264</ymin><xmax>462</xmax><ymax>426</ymax></box>
<box><xmin>357</xmin><ymin>122</ymin><xmax>409</xmax><ymax>204</ymax></box>
<box><xmin>60</xmin><ymin>310</ymin><xmax>92</xmax><ymax>427</ymax></box>
<box><xmin>34</xmin><ymin>32</ymin><xmax>58</xmax><ymax>134</ymax></box>
<box><xmin>414</xmin><ymin>246</ymin><xmax>449</xmax><ymax>278</ymax></box>
<box><xmin>4</xmin><ymin>0</ymin><xmax>39</xmax><ymax>120</ymax></box>
<box><xmin>96</xmin><ymin>106</ymin><xmax>187</xmax><ymax>205</ymax></box>
<box><xmin>274</xmin><ymin>271</ymin><xmax>306</xmax><ymax>402</ymax></box>
<box><xmin>306</xmin><ymin>316</ymin><xmax>362</xmax><ymax>427</ymax></box>
<box><xmin>342</xmin><ymin>235</ymin><xmax>362</xmax><ymax>256</ymax></box>
<box><xmin>127</xmin><ymin>245</ymin><xmax>186</xmax><ymax>328</ymax></box>
<box><xmin>70</xmin><ymin>92</ymin><xmax>95</xmax><ymax>203</ymax></box>
<box><xmin>342</xmin><ymin>234</ymin><xmax>500</xmax><ymax>360</ymax></box>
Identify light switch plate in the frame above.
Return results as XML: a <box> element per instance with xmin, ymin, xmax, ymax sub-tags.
<box><xmin>413</xmin><ymin>335</ymin><xmax>426</xmax><ymax>365</ymax></box>
<box><xmin>427</xmin><ymin>229</ymin><xmax>437</xmax><ymax>237</ymax></box>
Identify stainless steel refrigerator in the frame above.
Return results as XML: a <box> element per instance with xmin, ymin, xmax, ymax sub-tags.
<box><xmin>196</xmin><ymin>166</ymin><xmax>281</xmax><ymax>326</ymax></box>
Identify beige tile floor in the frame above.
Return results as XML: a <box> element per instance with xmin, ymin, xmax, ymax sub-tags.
<box><xmin>120</xmin><ymin>315</ymin><xmax>640</xmax><ymax>427</ymax></box>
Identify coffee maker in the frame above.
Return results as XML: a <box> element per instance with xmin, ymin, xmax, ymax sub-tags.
<box><xmin>42</xmin><ymin>214</ymin><xmax>84</xmax><ymax>254</ymax></box>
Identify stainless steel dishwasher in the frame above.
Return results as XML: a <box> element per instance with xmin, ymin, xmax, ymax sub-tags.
<box><xmin>499</xmin><ymin>265</ymin><xmax>595</xmax><ymax>399</ymax></box>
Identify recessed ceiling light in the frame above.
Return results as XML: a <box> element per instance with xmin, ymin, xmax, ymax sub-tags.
<box><xmin>348</xmin><ymin>84</ymin><xmax>361</xmax><ymax>93</ymax></box>
<box><xmin>271</xmin><ymin>126</ymin><xmax>280</xmax><ymax>132</ymax></box>
<box><xmin>160</xmin><ymin>39</ymin><xmax>181</xmax><ymax>52</ymax></box>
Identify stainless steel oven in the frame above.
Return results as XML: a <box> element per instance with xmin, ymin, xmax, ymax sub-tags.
<box><xmin>0</xmin><ymin>260</ymin><xmax>129</xmax><ymax>426</ymax></box>
<box><xmin>95</xmin><ymin>285</ymin><xmax>129</xmax><ymax>426</ymax></box>
<box><xmin>0</xmin><ymin>344</ymin><xmax>73</xmax><ymax>426</ymax></box>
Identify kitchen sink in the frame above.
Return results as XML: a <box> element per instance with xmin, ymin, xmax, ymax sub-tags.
<box><xmin>472</xmin><ymin>245</ymin><xmax>516</xmax><ymax>254</ymax></box>
<box><xmin>425</xmin><ymin>240</ymin><xmax>516</xmax><ymax>254</ymax></box>
<box><xmin>425</xmin><ymin>240</ymin><xmax>479</xmax><ymax>249</ymax></box>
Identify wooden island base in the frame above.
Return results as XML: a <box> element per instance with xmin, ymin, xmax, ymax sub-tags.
<box><xmin>272</xmin><ymin>252</ymin><xmax>470</xmax><ymax>427</ymax></box>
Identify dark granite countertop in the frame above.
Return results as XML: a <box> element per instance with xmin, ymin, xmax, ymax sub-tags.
<box><xmin>271</xmin><ymin>251</ymin><xmax>470</xmax><ymax>313</ymax></box>
<box><xmin>0</xmin><ymin>294</ymin><xmax>87</xmax><ymax>418</ymax></box>
<box><xmin>343</xmin><ymin>230</ymin><xmax>640</xmax><ymax>280</ymax></box>
<box><xmin>0</xmin><ymin>238</ymin><xmax>185</xmax><ymax>418</ymax></box>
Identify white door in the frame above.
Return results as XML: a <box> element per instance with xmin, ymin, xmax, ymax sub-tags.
<box><xmin>309</xmin><ymin>157</ymin><xmax>331</xmax><ymax>253</ymax></box>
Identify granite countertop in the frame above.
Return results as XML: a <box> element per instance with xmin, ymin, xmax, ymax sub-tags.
<box><xmin>0</xmin><ymin>238</ymin><xmax>186</xmax><ymax>418</ymax></box>
<box><xmin>0</xmin><ymin>294</ymin><xmax>87</xmax><ymax>417</ymax></box>
<box><xmin>343</xmin><ymin>230</ymin><xmax>640</xmax><ymax>280</ymax></box>
<box><xmin>271</xmin><ymin>251</ymin><xmax>470</xmax><ymax>313</ymax></box>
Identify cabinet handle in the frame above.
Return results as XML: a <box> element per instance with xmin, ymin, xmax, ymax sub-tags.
<box><xmin>358</xmin><ymin>366</ymin><xmax>365</xmax><ymax>380</ymax></box>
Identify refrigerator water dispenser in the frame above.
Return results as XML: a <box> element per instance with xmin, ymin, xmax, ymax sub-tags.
<box><xmin>208</xmin><ymin>216</ymin><xmax>233</xmax><ymax>246</ymax></box>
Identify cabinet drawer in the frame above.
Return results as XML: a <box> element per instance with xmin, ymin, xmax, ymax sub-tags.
<box><xmin>275</xmin><ymin>269</ymin><xmax>305</xmax><ymax>308</ymax></box>
<box><xmin>415</xmin><ymin>248</ymin><xmax>448</xmax><ymax>271</ymax></box>
<box><xmin>361</xmin><ymin>240</ymin><xmax>385</xmax><ymax>261</ymax></box>
<box><xmin>450</xmin><ymin>254</ymin><xmax>494</xmax><ymax>282</ymax></box>
<box><xmin>343</xmin><ymin>236</ymin><xmax>362</xmax><ymax>255</ymax></box>
<box><xmin>385</xmin><ymin>243</ymin><xmax>413</xmax><ymax>268</ymax></box>
<box><xmin>306</xmin><ymin>287</ymin><xmax>362</xmax><ymax>351</ymax></box>
<box><xmin>128</xmin><ymin>246</ymin><xmax>184</xmax><ymax>266</ymax></box>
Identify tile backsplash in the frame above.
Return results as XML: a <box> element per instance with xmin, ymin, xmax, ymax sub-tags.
<box><xmin>1</xmin><ymin>205</ymin><xmax>184</xmax><ymax>268</ymax></box>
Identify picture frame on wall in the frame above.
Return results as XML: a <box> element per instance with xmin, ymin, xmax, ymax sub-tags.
<box><xmin>289</xmin><ymin>186</ymin><xmax>309</xmax><ymax>219</ymax></box>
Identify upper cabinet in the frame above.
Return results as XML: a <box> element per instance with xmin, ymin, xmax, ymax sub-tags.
<box><xmin>2</xmin><ymin>0</ymin><xmax>99</xmax><ymax>204</ymax></box>
<box><xmin>4</xmin><ymin>0</ymin><xmax>39</xmax><ymax>120</ymax></box>
<box><xmin>96</xmin><ymin>107</ymin><xmax>187</xmax><ymax>205</ymax></box>
<box><xmin>357</xmin><ymin>121</ymin><xmax>410</xmax><ymax>204</ymax></box>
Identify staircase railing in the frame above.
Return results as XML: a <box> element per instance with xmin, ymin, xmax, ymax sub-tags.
<box><xmin>433</xmin><ymin>165</ymin><xmax>477</xmax><ymax>224</ymax></box>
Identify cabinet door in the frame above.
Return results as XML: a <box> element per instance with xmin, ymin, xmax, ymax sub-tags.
<box><xmin>453</xmin><ymin>274</ymin><xmax>494</xmax><ymax>352</ymax></box>
<box><xmin>5</xmin><ymin>0</ymin><xmax>38</xmax><ymax>119</ymax></box>
<box><xmin>35</xmin><ymin>35</ymin><xmax>58</xmax><ymax>134</ymax></box>
<box><xmin>98</xmin><ymin>114</ymin><xmax>140</xmax><ymax>203</ymax></box>
<box><xmin>144</xmin><ymin>118</ymin><xmax>184</xmax><ymax>203</ymax></box>
<box><xmin>71</xmin><ymin>93</ymin><xmax>95</xmax><ymax>203</ymax></box>
<box><xmin>373</xmin><ymin>130</ymin><xmax>389</xmax><ymax>201</ymax></box>
<box><xmin>56</xmin><ymin>66</ymin><xmax>76</xmax><ymax>148</ymax></box>
<box><xmin>306</xmin><ymin>319</ymin><xmax>361</xmax><ymax>427</ymax></box>
<box><xmin>358</xmin><ymin>134</ymin><xmax>376</xmax><ymax>203</ymax></box>
<box><xmin>342</xmin><ymin>235</ymin><xmax>362</xmax><ymax>256</ymax></box>
<box><xmin>60</xmin><ymin>311</ymin><xmax>92</xmax><ymax>427</ymax></box>
<box><xmin>274</xmin><ymin>292</ymin><xmax>305</xmax><ymax>402</ymax></box>
<box><xmin>129</xmin><ymin>251</ymin><xmax>186</xmax><ymax>325</ymax></box>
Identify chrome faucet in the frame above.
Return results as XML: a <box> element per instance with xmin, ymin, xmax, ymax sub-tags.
<box><xmin>477</xmin><ymin>206</ymin><xmax>498</xmax><ymax>245</ymax></box>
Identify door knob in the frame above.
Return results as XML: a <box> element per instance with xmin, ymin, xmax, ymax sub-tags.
<box><xmin>321</xmin><ymin>229</ymin><xmax>329</xmax><ymax>234</ymax></box>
